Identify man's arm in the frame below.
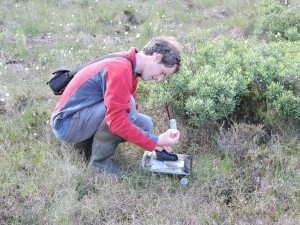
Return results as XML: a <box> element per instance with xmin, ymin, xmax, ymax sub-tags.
<box><xmin>104</xmin><ymin>60</ymin><xmax>157</xmax><ymax>151</ymax></box>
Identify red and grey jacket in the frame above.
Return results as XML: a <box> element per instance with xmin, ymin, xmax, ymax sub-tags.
<box><xmin>50</xmin><ymin>48</ymin><xmax>158</xmax><ymax>151</ymax></box>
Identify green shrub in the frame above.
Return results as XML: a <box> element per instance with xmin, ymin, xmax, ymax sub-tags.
<box><xmin>242</xmin><ymin>42</ymin><xmax>300</xmax><ymax>122</ymax></box>
<box><xmin>143</xmin><ymin>36</ymin><xmax>300</xmax><ymax>127</ymax></box>
<box><xmin>144</xmin><ymin>38</ymin><xmax>249</xmax><ymax>126</ymax></box>
<box><xmin>254</xmin><ymin>0</ymin><xmax>300</xmax><ymax>42</ymax></box>
<box><xmin>271</xmin><ymin>88</ymin><xmax>300</xmax><ymax>120</ymax></box>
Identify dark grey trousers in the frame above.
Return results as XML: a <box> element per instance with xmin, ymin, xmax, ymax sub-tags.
<box><xmin>60</xmin><ymin>95</ymin><xmax>153</xmax><ymax>143</ymax></box>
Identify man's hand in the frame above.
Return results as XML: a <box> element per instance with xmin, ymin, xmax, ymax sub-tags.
<box><xmin>156</xmin><ymin>129</ymin><xmax>180</xmax><ymax>152</ymax></box>
<box><xmin>155</xmin><ymin>146</ymin><xmax>173</xmax><ymax>152</ymax></box>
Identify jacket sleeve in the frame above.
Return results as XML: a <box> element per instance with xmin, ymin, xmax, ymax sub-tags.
<box><xmin>104</xmin><ymin>60</ymin><xmax>157</xmax><ymax>151</ymax></box>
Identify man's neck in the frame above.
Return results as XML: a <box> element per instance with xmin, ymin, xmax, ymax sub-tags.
<box><xmin>135</xmin><ymin>52</ymin><xmax>146</xmax><ymax>74</ymax></box>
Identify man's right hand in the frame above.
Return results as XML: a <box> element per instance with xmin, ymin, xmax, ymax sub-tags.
<box><xmin>157</xmin><ymin>129</ymin><xmax>180</xmax><ymax>152</ymax></box>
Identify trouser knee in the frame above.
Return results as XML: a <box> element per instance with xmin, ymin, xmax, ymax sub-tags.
<box><xmin>142</xmin><ymin>116</ymin><xmax>153</xmax><ymax>132</ymax></box>
<box><xmin>91</xmin><ymin>119</ymin><xmax>122</xmax><ymax>159</ymax></box>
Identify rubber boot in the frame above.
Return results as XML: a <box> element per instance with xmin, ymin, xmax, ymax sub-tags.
<box><xmin>88</xmin><ymin>119</ymin><xmax>124</xmax><ymax>177</ymax></box>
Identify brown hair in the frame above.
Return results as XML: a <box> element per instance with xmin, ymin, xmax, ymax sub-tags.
<box><xmin>142</xmin><ymin>36</ymin><xmax>182</xmax><ymax>73</ymax></box>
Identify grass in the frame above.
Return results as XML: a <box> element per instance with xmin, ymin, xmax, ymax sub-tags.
<box><xmin>1</xmin><ymin>0</ymin><xmax>300</xmax><ymax>224</ymax></box>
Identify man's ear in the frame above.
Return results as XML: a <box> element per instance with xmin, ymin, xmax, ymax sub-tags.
<box><xmin>154</xmin><ymin>53</ymin><xmax>163</xmax><ymax>62</ymax></box>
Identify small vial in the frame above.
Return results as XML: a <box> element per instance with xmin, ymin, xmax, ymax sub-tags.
<box><xmin>169</xmin><ymin>119</ymin><xmax>177</xmax><ymax>130</ymax></box>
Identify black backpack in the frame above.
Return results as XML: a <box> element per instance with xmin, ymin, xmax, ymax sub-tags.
<box><xmin>47</xmin><ymin>54</ymin><xmax>134</xmax><ymax>95</ymax></box>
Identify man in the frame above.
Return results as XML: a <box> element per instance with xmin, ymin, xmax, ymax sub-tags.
<box><xmin>50</xmin><ymin>36</ymin><xmax>182</xmax><ymax>176</ymax></box>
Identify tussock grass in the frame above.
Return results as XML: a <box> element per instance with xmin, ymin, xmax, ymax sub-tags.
<box><xmin>1</xmin><ymin>0</ymin><xmax>299</xmax><ymax>224</ymax></box>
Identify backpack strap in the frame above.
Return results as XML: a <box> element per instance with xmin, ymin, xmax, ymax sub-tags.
<box><xmin>68</xmin><ymin>54</ymin><xmax>134</xmax><ymax>78</ymax></box>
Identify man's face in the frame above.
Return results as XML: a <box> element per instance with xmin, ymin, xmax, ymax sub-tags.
<box><xmin>141</xmin><ymin>54</ymin><xmax>177</xmax><ymax>82</ymax></box>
